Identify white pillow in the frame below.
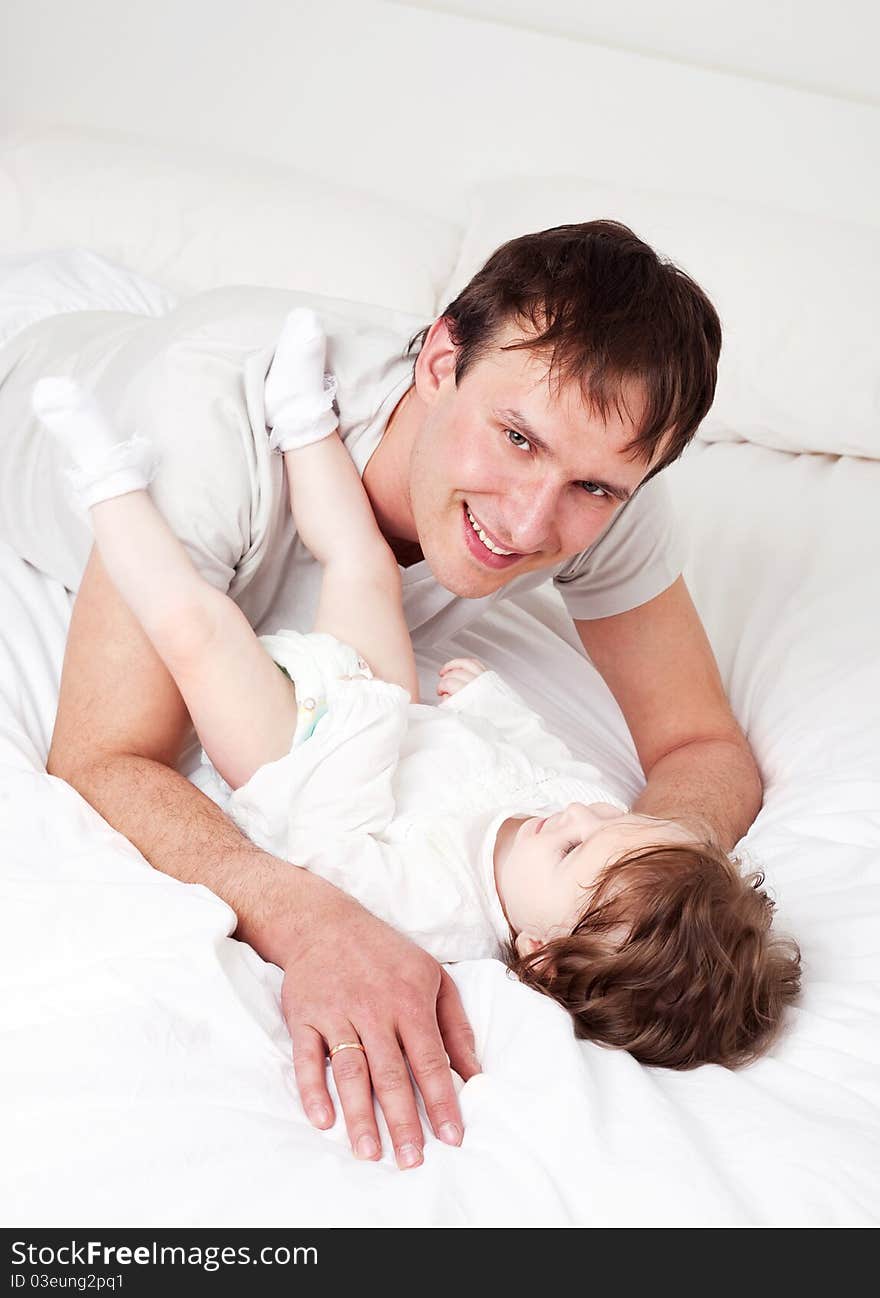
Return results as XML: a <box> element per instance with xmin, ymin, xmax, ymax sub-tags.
<box><xmin>439</xmin><ymin>176</ymin><xmax>880</xmax><ymax>460</ymax></box>
<box><xmin>0</xmin><ymin>248</ymin><xmax>177</xmax><ymax>348</ymax></box>
<box><xmin>0</xmin><ymin>126</ymin><xmax>461</xmax><ymax>318</ymax></box>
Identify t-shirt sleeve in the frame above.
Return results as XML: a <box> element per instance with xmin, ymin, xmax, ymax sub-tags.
<box><xmin>553</xmin><ymin>473</ymin><xmax>684</xmax><ymax>621</ymax></box>
<box><xmin>0</xmin><ymin>298</ymin><xmax>262</xmax><ymax>597</ymax></box>
<box><xmin>106</xmin><ymin>318</ymin><xmax>261</xmax><ymax>596</ymax></box>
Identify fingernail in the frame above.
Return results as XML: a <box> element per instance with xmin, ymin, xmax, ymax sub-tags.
<box><xmin>439</xmin><ymin>1122</ymin><xmax>461</xmax><ymax>1146</ymax></box>
<box><xmin>308</xmin><ymin>1105</ymin><xmax>331</xmax><ymax>1128</ymax></box>
<box><xmin>356</xmin><ymin>1134</ymin><xmax>379</xmax><ymax>1160</ymax></box>
<box><xmin>397</xmin><ymin>1142</ymin><xmax>423</xmax><ymax>1169</ymax></box>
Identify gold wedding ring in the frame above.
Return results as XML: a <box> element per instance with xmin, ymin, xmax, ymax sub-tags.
<box><xmin>328</xmin><ymin>1041</ymin><xmax>366</xmax><ymax>1059</ymax></box>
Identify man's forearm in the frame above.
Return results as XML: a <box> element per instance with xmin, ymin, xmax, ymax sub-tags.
<box><xmin>50</xmin><ymin>750</ymin><xmax>340</xmax><ymax>968</ymax></box>
<box><xmin>631</xmin><ymin>737</ymin><xmax>763</xmax><ymax>851</ymax></box>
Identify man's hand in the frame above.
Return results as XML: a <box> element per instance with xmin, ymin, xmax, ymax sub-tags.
<box><xmin>279</xmin><ymin>885</ymin><xmax>480</xmax><ymax>1170</ymax></box>
<box><xmin>436</xmin><ymin>657</ymin><xmax>488</xmax><ymax>699</ymax></box>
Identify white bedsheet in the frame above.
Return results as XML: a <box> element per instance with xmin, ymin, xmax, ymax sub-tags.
<box><xmin>1</xmin><ymin>283</ymin><xmax>879</xmax><ymax>1226</ymax></box>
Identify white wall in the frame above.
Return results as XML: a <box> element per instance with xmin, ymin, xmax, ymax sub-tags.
<box><xmin>2</xmin><ymin>0</ymin><xmax>878</xmax><ymax>228</ymax></box>
<box><xmin>395</xmin><ymin>0</ymin><xmax>880</xmax><ymax>106</ymax></box>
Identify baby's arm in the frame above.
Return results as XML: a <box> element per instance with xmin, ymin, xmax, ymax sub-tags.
<box><xmin>266</xmin><ymin>309</ymin><xmax>419</xmax><ymax>702</ymax></box>
<box><xmin>32</xmin><ymin>379</ymin><xmax>298</xmax><ymax>791</ymax></box>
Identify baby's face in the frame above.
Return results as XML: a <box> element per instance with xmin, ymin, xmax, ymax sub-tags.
<box><xmin>494</xmin><ymin>802</ymin><xmax>695</xmax><ymax>956</ymax></box>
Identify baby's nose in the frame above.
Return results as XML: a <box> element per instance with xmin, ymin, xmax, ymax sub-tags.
<box><xmin>585</xmin><ymin>802</ymin><xmax>625</xmax><ymax>820</ymax></box>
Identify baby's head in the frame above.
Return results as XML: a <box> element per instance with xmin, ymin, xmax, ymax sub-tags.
<box><xmin>494</xmin><ymin>803</ymin><xmax>801</xmax><ymax>1069</ymax></box>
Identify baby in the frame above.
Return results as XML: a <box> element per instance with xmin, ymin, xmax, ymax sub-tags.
<box><xmin>33</xmin><ymin>308</ymin><xmax>800</xmax><ymax>1070</ymax></box>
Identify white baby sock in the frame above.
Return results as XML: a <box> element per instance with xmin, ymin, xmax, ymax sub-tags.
<box><xmin>264</xmin><ymin>307</ymin><xmax>339</xmax><ymax>453</ymax></box>
<box><xmin>32</xmin><ymin>376</ymin><xmax>158</xmax><ymax>514</ymax></box>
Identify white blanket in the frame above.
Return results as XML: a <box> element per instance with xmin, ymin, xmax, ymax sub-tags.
<box><xmin>2</xmin><ymin>265</ymin><xmax>878</xmax><ymax>1227</ymax></box>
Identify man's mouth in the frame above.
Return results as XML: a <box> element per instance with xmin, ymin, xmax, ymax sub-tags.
<box><xmin>461</xmin><ymin>503</ymin><xmax>523</xmax><ymax>569</ymax></box>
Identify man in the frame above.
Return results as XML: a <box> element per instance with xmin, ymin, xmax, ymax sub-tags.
<box><xmin>0</xmin><ymin>222</ymin><xmax>761</xmax><ymax>1172</ymax></box>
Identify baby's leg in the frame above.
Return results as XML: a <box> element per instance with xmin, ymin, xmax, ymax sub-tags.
<box><xmin>265</xmin><ymin>308</ymin><xmax>419</xmax><ymax>701</ymax></box>
<box><xmin>33</xmin><ymin>378</ymin><xmax>298</xmax><ymax>789</ymax></box>
<box><xmin>285</xmin><ymin>438</ymin><xmax>418</xmax><ymax>701</ymax></box>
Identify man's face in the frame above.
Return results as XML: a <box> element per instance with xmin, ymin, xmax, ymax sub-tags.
<box><xmin>407</xmin><ymin>316</ymin><xmax>655</xmax><ymax>599</ymax></box>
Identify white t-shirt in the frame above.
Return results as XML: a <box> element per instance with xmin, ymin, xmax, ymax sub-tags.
<box><xmin>196</xmin><ymin>630</ymin><xmax>628</xmax><ymax>964</ymax></box>
<box><xmin>0</xmin><ymin>283</ymin><xmax>682</xmax><ymax>764</ymax></box>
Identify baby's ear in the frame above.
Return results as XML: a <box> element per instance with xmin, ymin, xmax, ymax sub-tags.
<box><xmin>514</xmin><ymin>933</ymin><xmax>543</xmax><ymax>959</ymax></box>
<box><xmin>514</xmin><ymin>933</ymin><xmax>557</xmax><ymax>976</ymax></box>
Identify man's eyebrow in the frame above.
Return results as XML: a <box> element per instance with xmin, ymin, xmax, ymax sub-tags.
<box><xmin>495</xmin><ymin>407</ymin><xmax>634</xmax><ymax>502</ymax></box>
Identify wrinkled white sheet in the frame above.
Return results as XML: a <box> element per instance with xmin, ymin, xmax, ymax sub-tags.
<box><xmin>2</xmin><ymin>429</ymin><xmax>879</xmax><ymax>1226</ymax></box>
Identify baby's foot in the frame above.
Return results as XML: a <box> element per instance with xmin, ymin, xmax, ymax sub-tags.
<box><xmin>264</xmin><ymin>307</ymin><xmax>339</xmax><ymax>452</ymax></box>
<box><xmin>32</xmin><ymin>376</ymin><xmax>157</xmax><ymax>513</ymax></box>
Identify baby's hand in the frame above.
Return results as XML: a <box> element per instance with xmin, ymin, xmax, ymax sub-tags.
<box><xmin>437</xmin><ymin>657</ymin><xmax>488</xmax><ymax>699</ymax></box>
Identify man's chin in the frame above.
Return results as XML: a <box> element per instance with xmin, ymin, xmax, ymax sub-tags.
<box><xmin>420</xmin><ymin>546</ymin><xmax>531</xmax><ymax>600</ymax></box>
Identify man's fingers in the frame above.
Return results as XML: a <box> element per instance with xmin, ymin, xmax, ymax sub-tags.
<box><xmin>324</xmin><ymin>1022</ymin><xmax>383</xmax><ymax>1162</ymax></box>
<box><xmin>281</xmin><ymin>902</ymin><xmax>475</xmax><ymax>1171</ymax></box>
<box><xmin>358</xmin><ymin>1029</ymin><xmax>428</xmax><ymax>1171</ymax></box>
<box><xmin>290</xmin><ymin>1023</ymin><xmax>335</xmax><ymax>1130</ymax></box>
<box><xmin>436</xmin><ymin>968</ymin><xmax>481</xmax><ymax>1082</ymax></box>
<box><xmin>398</xmin><ymin>1007</ymin><xmax>468</xmax><ymax>1150</ymax></box>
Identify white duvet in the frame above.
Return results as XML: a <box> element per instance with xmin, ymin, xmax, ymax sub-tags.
<box><xmin>1</xmin><ymin>257</ymin><xmax>878</xmax><ymax>1227</ymax></box>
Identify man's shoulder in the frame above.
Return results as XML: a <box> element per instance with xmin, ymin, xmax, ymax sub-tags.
<box><xmin>159</xmin><ymin>284</ymin><xmax>426</xmax><ymax>356</ymax></box>
<box><xmin>148</xmin><ymin>284</ymin><xmax>424</xmax><ymax>451</ymax></box>
<box><xmin>555</xmin><ymin>474</ymin><xmax>677</xmax><ymax>585</ymax></box>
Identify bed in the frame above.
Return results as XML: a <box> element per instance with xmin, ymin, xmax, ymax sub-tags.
<box><xmin>2</xmin><ymin>0</ymin><xmax>878</xmax><ymax>1227</ymax></box>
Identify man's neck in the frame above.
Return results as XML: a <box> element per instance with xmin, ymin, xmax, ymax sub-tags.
<box><xmin>362</xmin><ymin>382</ymin><xmax>423</xmax><ymax>563</ymax></box>
<box><xmin>387</xmin><ymin>535</ymin><xmax>425</xmax><ymax>568</ymax></box>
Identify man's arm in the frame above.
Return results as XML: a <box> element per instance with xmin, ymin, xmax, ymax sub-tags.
<box><xmin>47</xmin><ymin>547</ymin><xmax>478</xmax><ymax>1169</ymax></box>
<box><xmin>574</xmin><ymin>575</ymin><xmax>763</xmax><ymax>850</ymax></box>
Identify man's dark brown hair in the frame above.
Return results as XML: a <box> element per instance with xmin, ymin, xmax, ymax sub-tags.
<box><xmin>407</xmin><ymin>219</ymin><xmax>722</xmax><ymax>479</ymax></box>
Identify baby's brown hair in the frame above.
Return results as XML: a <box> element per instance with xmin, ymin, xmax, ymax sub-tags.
<box><xmin>504</xmin><ymin>841</ymin><xmax>801</xmax><ymax>1069</ymax></box>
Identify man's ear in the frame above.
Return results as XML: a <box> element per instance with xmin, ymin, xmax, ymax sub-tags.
<box><xmin>414</xmin><ymin>316</ymin><xmax>458</xmax><ymax>401</ymax></box>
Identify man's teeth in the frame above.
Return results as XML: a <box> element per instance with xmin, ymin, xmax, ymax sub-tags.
<box><xmin>466</xmin><ymin>508</ymin><xmax>515</xmax><ymax>555</ymax></box>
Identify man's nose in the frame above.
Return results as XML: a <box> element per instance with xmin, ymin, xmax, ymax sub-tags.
<box><xmin>505</xmin><ymin>478</ymin><xmax>561</xmax><ymax>553</ymax></box>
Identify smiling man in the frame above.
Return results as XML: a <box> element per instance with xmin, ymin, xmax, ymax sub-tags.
<box><xmin>0</xmin><ymin>220</ymin><xmax>762</xmax><ymax>1173</ymax></box>
<box><xmin>368</xmin><ymin>316</ymin><xmax>663</xmax><ymax>595</ymax></box>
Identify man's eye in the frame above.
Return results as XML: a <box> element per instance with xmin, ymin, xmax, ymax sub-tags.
<box><xmin>505</xmin><ymin>429</ymin><xmax>532</xmax><ymax>451</ymax></box>
<box><xmin>579</xmin><ymin>482</ymin><xmax>609</xmax><ymax>498</ymax></box>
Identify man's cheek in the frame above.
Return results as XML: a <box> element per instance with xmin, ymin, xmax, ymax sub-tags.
<box><xmin>447</xmin><ymin>427</ymin><xmax>504</xmax><ymax>479</ymax></box>
<box><xmin>564</xmin><ymin>505</ymin><xmax>620</xmax><ymax>555</ymax></box>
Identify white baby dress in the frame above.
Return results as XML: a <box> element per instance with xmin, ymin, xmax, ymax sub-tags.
<box><xmin>196</xmin><ymin>631</ymin><xmax>628</xmax><ymax>963</ymax></box>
